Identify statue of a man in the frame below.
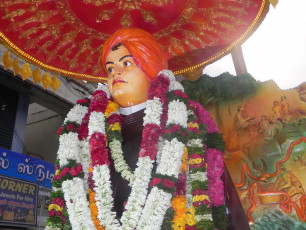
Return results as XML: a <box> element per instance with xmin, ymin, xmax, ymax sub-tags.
<box><xmin>47</xmin><ymin>28</ymin><xmax>249</xmax><ymax>230</ymax></box>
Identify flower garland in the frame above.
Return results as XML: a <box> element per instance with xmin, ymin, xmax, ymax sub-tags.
<box><xmin>46</xmin><ymin>99</ymin><xmax>93</xmax><ymax>230</ymax></box>
<box><xmin>47</xmin><ymin>70</ymin><xmax>228</xmax><ymax>230</ymax></box>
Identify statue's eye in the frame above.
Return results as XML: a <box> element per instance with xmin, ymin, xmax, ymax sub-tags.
<box><xmin>123</xmin><ymin>61</ymin><xmax>132</xmax><ymax>67</ymax></box>
<box><xmin>107</xmin><ymin>67</ymin><xmax>114</xmax><ymax>73</ymax></box>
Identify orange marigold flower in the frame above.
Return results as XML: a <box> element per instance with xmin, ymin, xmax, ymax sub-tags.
<box><xmin>171</xmin><ymin>195</ymin><xmax>187</xmax><ymax>213</ymax></box>
<box><xmin>105</xmin><ymin>100</ymin><xmax>119</xmax><ymax>118</ymax></box>
<box><xmin>89</xmin><ymin>191</ymin><xmax>96</xmax><ymax>203</ymax></box>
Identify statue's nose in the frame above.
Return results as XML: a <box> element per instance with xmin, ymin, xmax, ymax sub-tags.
<box><xmin>113</xmin><ymin>65</ymin><xmax>123</xmax><ymax>76</ymax></box>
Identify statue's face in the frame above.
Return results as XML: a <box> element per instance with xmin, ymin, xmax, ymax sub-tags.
<box><xmin>106</xmin><ymin>45</ymin><xmax>150</xmax><ymax>108</ymax></box>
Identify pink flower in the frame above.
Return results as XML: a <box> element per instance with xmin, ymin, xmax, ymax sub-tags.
<box><xmin>89</xmin><ymin>133</ymin><xmax>109</xmax><ymax>166</ymax></box>
<box><xmin>186</xmin><ymin>226</ymin><xmax>196</xmax><ymax>230</ymax></box>
<box><xmin>206</xmin><ymin>148</ymin><xmax>224</xmax><ymax>206</ymax></box>
<box><xmin>57</xmin><ymin>127</ymin><xmax>64</xmax><ymax>135</ymax></box>
<box><xmin>108</xmin><ymin>113</ymin><xmax>123</xmax><ymax>125</ymax></box>
<box><xmin>174</xmin><ymin>173</ymin><xmax>186</xmax><ymax>196</ymax></box>
<box><xmin>174</xmin><ymin>90</ymin><xmax>188</xmax><ymax>98</ymax></box>
<box><xmin>49</xmin><ymin>209</ymin><xmax>56</xmax><ymax>216</ymax></box>
<box><xmin>150</xmin><ymin>177</ymin><xmax>162</xmax><ymax>187</ymax></box>
<box><xmin>66</xmin><ymin>123</ymin><xmax>75</xmax><ymax>131</ymax></box>
<box><xmin>60</xmin><ymin>167</ymin><xmax>70</xmax><ymax>177</ymax></box>
<box><xmin>89</xmin><ymin>90</ymin><xmax>108</xmax><ymax>113</ymax></box>
<box><xmin>55</xmin><ymin>211</ymin><xmax>62</xmax><ymax>217</ymax></box>
<box><xmin>70</xmin><ymin>164</ymin><xmax>83</xmax><ymax>176</ymax></box>
<box><xmin>162</xmin><ymin>178</ymin><xmax>175</xmax><ymax>188</ymax></box>
<box><xmin>188</xmin><ymin>127</ymin><xmax>200</xmax><ymax>133</ymax></box>
<box><xmin>52</xmin><ymin>197</ymin><xmax>65</xmax><ymax>207</ymax></box>
<box><xmin>148</xmin><ymin>74</ymin><xmax>169</xmax><ymax>103</ymax></box>
<box><xmin>188</xmin><ymin>100</ymin><xmax>220</xmax><ymax>133</ymax></box>
<box><xmin>170</xmin><ymin>124</ymin><xmax>180</xmax><ymax>133</ymax></box>
<box><xmin>53</xmin><ymin>175</ymin><xmax>60</xmax><ymax>181</ymax></box>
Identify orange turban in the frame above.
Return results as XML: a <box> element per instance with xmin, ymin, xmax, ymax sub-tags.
<box><xmin>101</xmin><ymin>28</ymin><xmax>168</xmax><ymax>80</ymax></box>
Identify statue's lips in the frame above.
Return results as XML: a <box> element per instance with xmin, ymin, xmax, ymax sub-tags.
<box><xmin>112</xmin><ymin>79</ymin><xmax>127</xmax><ymax>86</ymax></box>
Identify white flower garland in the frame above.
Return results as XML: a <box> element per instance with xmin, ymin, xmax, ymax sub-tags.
<box><xmin>88</xmin><ymin>111</ymin><xmax>105</xmax><ymax>136</ymax></box>
<box><xmin>79</xmin><ymin>139</ymin><xmax>91</xmax><ymax>189</ymax></box>
<box><xmin>120</xmin><ymin>156</ymin><xmax>155</xmax><ymax>229</ymax></box>
<box><xmin>64</xmin><ymin>104</ymin><xmax>88</xmax><ymax>124</ymax></box>
<box><xmin>109</xmin><ymin>139</ymin><xmax>135</xmax><ymax>183</ymax></box>
<box><xmin>57</xmin><ymin>132</ymin><xmax>80</xmax><ymax>166</ymax></box>
<box><xmin>137</xmin><ymin>187</ymin><xmax>172</xmax><ymax>230</ymax></box>
<box><xmin>143</xmin><ymin>97</ymin><xmax>163</xmax><ymax>126</ymax></box>
<box><xmin>156</xmin><ymin>138</ymin><xmax>185</xmax><ymax>178</ymax></box>
<box><xmin>166</xmin><ymin>100</ymin><xmax>188</xmax><ymax>128</ymax></box>
<box><xmin>93</xmin><ymin>165</ymin><xmax>121</xmax><ymax>229</ymax></box>
<box><xmin>62</xmin><ymin>178</ymin><xmax>96</xmax><ymax>230</ymax></box>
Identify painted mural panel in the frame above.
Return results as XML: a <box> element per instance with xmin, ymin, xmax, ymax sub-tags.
<box><xmin>217</xmin><ymin>81</ymin><xmax>306</xmax><ymax>229</ymax></box>
<box><xmin>183</xmin><ymin>74</ymin><xmax>306</xmax><ymax>229</ymax></box>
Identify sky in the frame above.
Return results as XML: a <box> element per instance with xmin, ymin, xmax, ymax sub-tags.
<box><xmin>203</xmin><ymin>0</ymin><xmax>306</xmax><ymax>90</ymax></box>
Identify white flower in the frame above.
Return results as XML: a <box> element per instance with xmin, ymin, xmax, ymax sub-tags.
<box><xmin>121</xmin><ymin>156</ymin><xmax>154</xmax><ymax>229</ymax></box>
<box><xmin>143</xmin><ymin>97</ymin><xmax>163</xmax><ymax>126</ymax></box>
<box><xmin>155</xmin><ymin>137</ymin><xmax>164</xmax><ymax>165</ymax></box>
<box><xmin>93</xmin><ymin>165</ymin><xmax>121</xmax><ymax>229</ymax></box>
<box><xmin>188</xmin><ymin>109</ymin><xmax>195</xmax><ymax>116</ymax></box>
<box><xmin>186</xmin><ymin>169</ymin><xmax>193</xmax><ymax>208</ymax></box>
<box><xmin>109</xmin><ymin>139</ymin><xmax>134</xmax><ymax>183</ymax></box>
<box><xmin>159</xmin><ymin>69</ymin><xmax>175</xmax><ymax>82</ymax></box>
<box><xmin>62</xmin><ymin>178</ymin><xmax>96</xmax><ymax>230</ymax></box>
<box><xmin>45</xmin><ymin>226</ymin><xmax>61</xmax><ymax>230</ymax></box>
<box><xmin>88</xmin><ymin>111</ymin><xmax>105</xmax><ymax>136</ymax></box>
<box><xmin>169</xmin><ymin>81</ymin><xmax>184</xmax><ymax>92</ymax></box>
<box><xmin>79</xmin><ymin>139</ymin><xmax>91</xmax><ymax>189</ymax></box>
<box><xmin>190</xmin><ymin>171</ymin><xmax>208</xmax><ymax>182</ymax></box>
<box><xmin>187</xmin><ymin>138</ymin><xmax>203</xmax><ymax>147</ymax></box>
<box><xmin>57</xmin><ymin>132</ymin><xmax>80</xmax><ymax>166</ymax></box>
<box><xmin>167</xmin><ymin>100</ymin><xmax>188</xmax><ymax>128</ymax></box>
<box><xmin>159</xmin><ymin>69</ymin><xmax>184</xmax><ymax>92</ymax></box>
<box><xmin>137</xmin><ymin>187</ymin><xmax>172</xmax><ymax>230</ymax></box>
<box><xmin>195</xmin><ymin>214</ymin><xmax>213</xmax><ymax>222</ymax></box>
<box><xmin>64</xmin><ymin>104</ymin><xmax>88</xmax><ymax>124</ymax></box>
<box><xmin>156</xmin><ymin>138</ymin><xmax>185</xmax><ymax>178</ymax></box>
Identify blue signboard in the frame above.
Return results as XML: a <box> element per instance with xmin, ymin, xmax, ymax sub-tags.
<box><xmin>0</xmin><ymin>174</ymin><xmax>38</xmax><ymax>226</ymax></box>
<box><xmin>0</xmin><ymin>148</ymin><xmax>54</xmax><ymax>188</ymax></box>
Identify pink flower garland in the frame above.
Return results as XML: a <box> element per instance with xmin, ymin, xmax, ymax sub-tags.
<box><xmin>88</xmin><ymin>90</ymin><xmax>109</xmax><ymax>168</ymax></box>
<box><xmin>189</xmin><ymin>100</ymin><xmax>224</xmax><ymax>207</ymax></box>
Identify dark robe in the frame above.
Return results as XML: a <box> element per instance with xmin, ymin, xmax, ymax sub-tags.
<box><xmin>111</xmin><ymin>109</ymin><xmax>249</xmax><ymax>229</ymax></box>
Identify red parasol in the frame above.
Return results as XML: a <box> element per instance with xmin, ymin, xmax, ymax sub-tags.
<box><xmin>0</xmin><ymin>0</ymin><xmax>269</xmax><ymax>82</ymax></box>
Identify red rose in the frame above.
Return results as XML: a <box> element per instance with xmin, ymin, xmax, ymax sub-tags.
<box><xmin>49</xmin><ymin>209</ymin><xmax>56</xmax><ymax>216</ymax></box>
<box><xmin>52</xmin><ymin>197</ymin><xmax>65</xmax><ymax>207</ymax></box>
<box><xmin>168</xmin><ymin>124</ymin><xmax>180</xmax><ymax>133</ymax></box>
<box><xmin>150</xmin><ymin>177</ymin><xmax>162</xmax><ymax>187</ymax></box>
<box><xmin>70</xmin><ymin>163</ymin><xmax>83</xmax><ymax>176</ymax></box>
<box><xmin>108</xmin><ymin>113</ymin><xmax>123</xmax><ymax>125</ymax></box>
<box><xmin>66</xmin><ymin>123</ymin><xmax>75</xmax><ymax>131</ymax></box>
<box><xmin>162</xmin><ymin>178</ymin><xmax>175</xmax><ymax>188</ymax></box>
<box><xmin>57</xmin><ymin>127</ymin><xmax>64</xmax><ymax>135</ymax></box>
<box><xmin>76</xmin><ymin>99</ymin><xmax>83</xmax><ymax>104</ymax></box>
<box><xmin>55</xmin><ymin>211</ymin><xmax>62</xmax><ymax>217</ymax></box>
<box><xmin>60</xmin><ymin>167</ymin><xmax>70</xmax><ymax>177</ymax></box>
<box><xmin>53</xmin><ymin>175</ymin><xmax>60</xmax><ymax>181</ymax></box>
